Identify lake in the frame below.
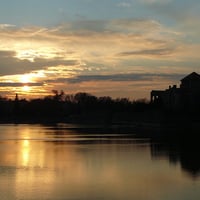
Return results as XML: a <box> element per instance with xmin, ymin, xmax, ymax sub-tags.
<box><xmin>0</xmin><ymin>124</ymin><xmax>199</xmax><ymax>200</ymax></box>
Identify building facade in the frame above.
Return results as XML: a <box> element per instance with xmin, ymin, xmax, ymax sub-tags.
<box><xmin>151</xmin><ymin>72</ymin><xmax>200</xmax><ymax>110</ymax></box>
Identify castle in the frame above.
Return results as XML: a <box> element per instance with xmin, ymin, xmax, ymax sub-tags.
<box><xmin>151</xmin><ymin>72</ymin><xmax>200</xmax><ymax>110</ymax></box>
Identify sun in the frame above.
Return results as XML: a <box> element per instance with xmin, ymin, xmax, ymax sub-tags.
<box><xmin>22</xmin><ymin>85</ymin><xmax>31</xmax><ymax>92</ymax></box>
<box><xmin>19</xmin><ymin>74</ymin><xmax>32</xmax><ymax>93</ymax></box>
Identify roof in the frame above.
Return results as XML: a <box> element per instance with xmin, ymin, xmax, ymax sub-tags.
<box><xmin>181</xmin><ymin>72</ymin><xmax>200</xmax><ymax>81</ymax></box>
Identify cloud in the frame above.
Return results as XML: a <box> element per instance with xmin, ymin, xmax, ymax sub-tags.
<box><xmin>0</xmin><ymin>24</ymin><xmax>16</xmax><ymax>29</ymax></box>
<box><xmin>108</xmin><ymin>18</ymin><xmax>161</xmax><ymax>33</ymax></box>
<box><xmin>0</xmin><ymin>19</ymin><xmax>181</xmax><ymax>77</ymax></box>
<box><xmin>117</xmin><ymin>47</ymin><xmax>175</xmax><ymax>57</ymax></box>
<box><xmin>0</xmin><ymin>20</ymin><xmax>189</xmax><ymax>69</ymax></box>
<box><xmin>0</xmin><ymin>82</ymin><xmax>43</xmax><ymax>87</ymax></box>
<box><xmin>0</xmin><ymin>50</ymin><xmax>80</xmax><ymax>76</ymax></box>
<box><xmin>0</xmin><ymin>18</ymin><xmax>199</xmax><ymax>98</ymax></box>
<box><xmin>0</xmin><ymin>50</ymin><xmax>16</xmax><ymax>57</ymax></box>
<box><xmin>138</xmin><ymin>0</ymin><xmax>200</xmax><ymax>37</ymax></box>
<box><xmin>42</xmin><ymin>72</ymin><xmax>186</xmax><ymax>99</ymax></box>
<box><xmin>47</xmin><ymin>73</ymin><xmax>185</xmax><ymax>84</ymax></box>
<box><xmin>64</xmin><ymin>20</ymin><xmax>108</xmax><ymax>32</ymax></box>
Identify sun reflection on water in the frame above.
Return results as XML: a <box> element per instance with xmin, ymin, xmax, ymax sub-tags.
<box><xmin>21</xmin><ymin>140</ymin><xmax>30</xmax><ymax>167</ymax></box>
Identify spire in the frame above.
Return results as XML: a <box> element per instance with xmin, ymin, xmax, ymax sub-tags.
<box><xmin>15</xmin><ymin>93</ymin><xmax>19</xmax><ymax>101</ymax></box>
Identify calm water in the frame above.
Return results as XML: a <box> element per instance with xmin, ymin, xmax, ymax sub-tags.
<box><xmin>0</xmin><ymin>124</ymin><xmax>199</xmax><ymax>200</ymax></box>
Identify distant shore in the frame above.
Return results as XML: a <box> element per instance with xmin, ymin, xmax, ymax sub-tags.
<box><xmin>1</xmin><ymin>110</ymin><xmax>200</xmax><ymax>137</ymax></box>
<box><xmin>0</xmin><ymin>91</ymin><xmax>200</xmax><ymax>137</ymax></box>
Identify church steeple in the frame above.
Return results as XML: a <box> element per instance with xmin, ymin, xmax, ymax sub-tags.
<box><xmin>15</xmin><ymin>93</ymin><xmax>19</xmax><ymax>101</ymax></box>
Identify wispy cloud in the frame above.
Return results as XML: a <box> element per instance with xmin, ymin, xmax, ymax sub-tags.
<box><xmin>43</xmin><ymin>72</ymin><xmax>186</xmax><ymax>99</ymax></box>
<box><xmin>0</xmin><ymin>24</ymin><xmax>16</xmax><ymax>29</ymax></box>
<box><xmin>0</xmin><ymin>82</ymin><xmax>43</xmax><ymax>87</ymax></box>
<box><xmin>0</xmin><ymin>18</ymin><xmax>199</xmax><ymax>98</ymax></box>
<box><xmin>117</xmin><ymin>47</ymin><xmax>175</xmax><ymax>57</ymax></box>
<box><xmin>0</xmin><ymin>19</ymin><xmax>182</xmax><ymax>75</ymax></box>
<box><xmin>47</xmin><ymin>73</ymin><xmax>185</xmax><ymax>84</ymax></box>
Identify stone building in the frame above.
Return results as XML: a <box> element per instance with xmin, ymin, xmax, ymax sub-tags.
<box><xmin>151</xmin><ymin>72</ymin><xmax>200</xmax><ymax>110</ymax></box>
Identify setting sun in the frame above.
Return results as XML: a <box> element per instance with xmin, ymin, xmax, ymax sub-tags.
<box><xmin>22</xmin><ymin>85</ymin><xmax>31</xmax><ymax>92</ymax></box>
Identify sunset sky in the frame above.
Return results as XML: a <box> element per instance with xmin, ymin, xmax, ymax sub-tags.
<box><xmin>0</xmin><ymin>0</ymin><xmax>200</xmax><ymax>99</ymax></box>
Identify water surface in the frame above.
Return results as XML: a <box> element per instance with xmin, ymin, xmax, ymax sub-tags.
<box><xmin>0</xmin><ymin>124</ymin><xmax>199</xmax><ymax>200</ymax></box>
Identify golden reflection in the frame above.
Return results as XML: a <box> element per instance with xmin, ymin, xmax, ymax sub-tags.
<box><xmin>18</xmin><ymin>127</ymin><xmax>31</xmax><ymax>167</ymax></box>
<box><xmin>21</xmin><ymin>139</ymin><xmax>30</xmax><ymax>166</ymax></box>
<box><xmin>23</xmin><ymin>139</ymin><xmax>29</xmax><ymax>147</ymax></box>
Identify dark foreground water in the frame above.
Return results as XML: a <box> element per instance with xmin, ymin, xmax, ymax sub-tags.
<box><xmin>0</xmin><ymin>124</ymin><xmax>199</xmax><ymax>200</ymax></box>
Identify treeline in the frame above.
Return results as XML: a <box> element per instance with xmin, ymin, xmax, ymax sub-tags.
<box><xmin>0</xmin><ymin>90</ymin><xmax>156</xmax><ymax>123</ymax></box>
